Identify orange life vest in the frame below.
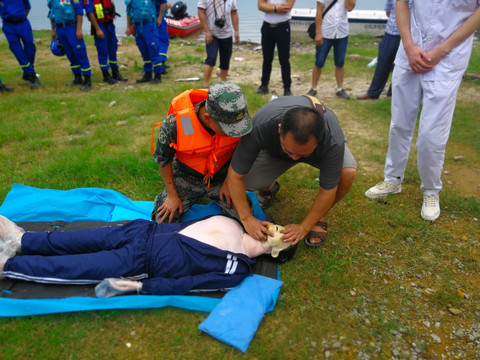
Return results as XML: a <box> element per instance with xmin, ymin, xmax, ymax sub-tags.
<box><xmin>163</xmin><ymin>89</ymin><xmax>240</xmax><ymax>186</ymax></box>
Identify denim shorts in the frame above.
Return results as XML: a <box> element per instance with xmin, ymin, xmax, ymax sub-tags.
<box><xmin>314</xmin><ymin>36</ymin><xmax>349</xmax><ymax>68</ymax></box>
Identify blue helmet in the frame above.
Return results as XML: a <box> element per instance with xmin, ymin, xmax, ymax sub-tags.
<box><xmin>50</xmin><ymin>38</ymin><xmax>65</xmax><ymax>57</ymax></box>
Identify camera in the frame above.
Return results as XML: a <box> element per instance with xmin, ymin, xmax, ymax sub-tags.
<box><xmin>214</xmin><ymin>17</ymin><xmax>225</xmax><ymax>28</ymax></box>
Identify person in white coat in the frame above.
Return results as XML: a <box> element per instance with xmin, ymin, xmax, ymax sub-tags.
<box><xmin>365</xmin><ymin>0</ymin><xmax>480</xmax><ymax>221</ymax></box>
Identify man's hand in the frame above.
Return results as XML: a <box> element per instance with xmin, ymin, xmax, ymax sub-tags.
<box><xmin>76</xmin><ymin>29</ymin><xmax>83</xmax><ymax>40</ymax></box>
<box><xmin>156</xmin><ymin>195</ymin><xmax>183</xmax><ymax>223</ymax></box>
<box><xmin>243</xmin><ymin>216</ymin><xmax>273</xmax><ymax>241</ymax></box>
<box><xmin>204</xmin><ymin>30</ymin><xmax>213</xmax><ymax>45</ymax></box>
<box><xmin>96</xmin><ymin>28</ymin><xmax>105</xmax><ymax>39</ymax></box>
<box><xmin>315</xmin><ymin>32</ymin><xmax>323</xmax><ymax>47</ymax></box>
<box><xmin>282</xmin><ymin>223</ymin><xmax>308</xmax><ymax>245</ymax></box>
<box><xmin>219</xmin><ymin>181</ymin><xmax>232</xmax><ymax>208</ymax></box>
<box><xmin>276</xmin><ymin>3</ymin><xmax>292</xmax><ymax>13</ymax></box>
<box><xmin>404</xmin><ymin>44</ymin><xmax>433</xmax><ymax>74</ymax></box>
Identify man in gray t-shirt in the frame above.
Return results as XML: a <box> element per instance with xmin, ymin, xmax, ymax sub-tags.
<box><xmin>227</xmin><ymin>96</ymin><xmax>357</xmax><ymax>247</ymax></box>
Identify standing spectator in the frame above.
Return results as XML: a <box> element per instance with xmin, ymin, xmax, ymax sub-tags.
<box><xmin>155</xmin><ymin>0</ymin><xmax>170</xmax><ymax>74</ymax></box>
<box><xmin>126</xmin><ymin>0</ymin><xmax>164</xmax><ymax>84</ymax></box>
<box><xmin>365</xmin><ymin>1</ymin><xmax>480</xmax><ymax>221</ymax></box>
<box><xmin>307</xmin><ymin>0</ymin><xmax>356</xmax><ymax>99</ymax></box>
<box><xmin>48</xmin><ymin>0</ymin><xmax>94</xmax><ymax>91</ymax></box>
<box><xmin>0</xmin><ymin>0</ymin><xmax>40</xmax><ymax>89</ymax></box>
<box><xmin>198</xmin><ymin>0</ymin><xmax>240</xmax><ymax>88</ymax></box>
<box><xmin>357</xmin><ymin>0</ymin><xmax>401</xmax><ymax>100</ymax></box>
<box><xmin>255</xmin><ymin>0</ymin><xmax>295</xmax><ymax>97</ymax></box>
<box><xmin>0</xmin><ymin>76</ymin><xmax>14</xmax><ymax>92</ymax></box>
<box><xmin>90</xmin><ymin>0</ymin><xmax>128</xmax><ymax>84</ymax></box>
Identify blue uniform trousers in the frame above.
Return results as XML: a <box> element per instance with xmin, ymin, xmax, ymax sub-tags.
<box><xmin>367</xmin><ymin>33</ymin><xmax>401</xmax><ymax>98</ymax></box>
<box><xmin>134</xmin><ymin>21</ymin><xmax>163</xmax><ymax>74</ymax></box>
<box><xmin>94</xmin><ymin>21</ymin><xmax>119</xmax><ymax>70</ymax></box>
<box><xmin>3</xmin><ymin>219</ymin><xmax>157</xmax><ymax>284</ymax></box>
<box><xmin>56</xmin><ymin>24</ymin><xmax>92</xmax><ymax>76</ymax></box>
<box><xmin>157</xmin><ymin>17</ymin><xmax>169</xmax><ymax>62</ymax></box>
<box><xmin>2</xmin><ymin>19</ymin><xmax>36</xmax><ymax>75</ymax></box>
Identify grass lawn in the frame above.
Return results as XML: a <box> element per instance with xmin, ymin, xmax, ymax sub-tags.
<box><xmin>0</xmin><ymin>30</ymin><xmax>479</xmax><ymax>359</ymax></box>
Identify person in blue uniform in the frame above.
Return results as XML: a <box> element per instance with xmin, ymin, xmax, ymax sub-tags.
<box><xmin>48</xmin><ymin>0</ymin><xmax>93</xmax><ymax>91</ymax></box>
<box><xmin>0</xmin><ymin>0</ymin><xmax>40</xmax><ymax>89</ymax></box>
<box><xmin>155</xmin><ymin>0</ymin><xmax>169</xmax><ymax>74</ymax></box>
<box><xmin>90</xmin><ymin>0</ymin><xmax>128</xmax><ymax>83</ymax></box>
<box><xmin>125</xmin><ymin>0</ymin><xmax>164</xmax><ymax>84</ymax></box>
<box><xmin>0</xmin><ymin>214</ymin><xmax>288</xmax><ymax>296</ymax></box>
<box><xmin>0</xmin><ymin>76</ymin><xmax>14</xmax><ymax>92</ymax></box>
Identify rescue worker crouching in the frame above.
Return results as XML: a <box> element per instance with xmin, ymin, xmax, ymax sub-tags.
<box><xmin>151</xmin><ymin>81</ymin><xmax>252</xmax><ymax>223</ymax></box>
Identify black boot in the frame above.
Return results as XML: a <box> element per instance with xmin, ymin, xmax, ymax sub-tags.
<box><xmin>150</xmin><ymin>72</ymin><xmax>162</xmax><ymax>84</ymax></box>
<box><xmin>25</xmin><ymin>73</ymin><xmax>41</xmax><ymax>89</ymax></box>
<box><xmin>68</xmin><ymin>73</ymin><xmax>83</xmax><ymax>86</ymax></box>
<box><xmin>102</xmin><ymin>70</ymin><xmax>117</xmax><ymax>85</ymax></box>
<box><xmin>161</xmin><ymin>62</ymin><xmax>168</xmax><ymax>74</ymax></box>
<box><xmin>80</xmin><ymin>75</ymin><xmax>92</xmax><ymax>92</ymax></box>
<box><xmin>111</xmin><ymin>67</ymin><xmax>128</xmax><ymax>82</ymax></box>
<box><xmin>0</xmin><ymin>83</ymin><xmax>14</xmax><ymax>92</ymax></box>
<box><xmin>136</xmin><ymin>72</ymin><xmax>152</xmax><ymax>83</ymax></box>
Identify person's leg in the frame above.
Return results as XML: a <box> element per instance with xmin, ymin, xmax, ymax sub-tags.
<box><xmin>333</xmin><ymin>36</ymin><xmax>349</xmax><ymax>98</ymax></box>
<box><xmin>2</xmin><ymin>22</ymin><xmax>35</xmax><ymax>76</ymax></box>
<box><xmin>218</xmin><ymin>36</ymin><xmax>233</xmax><ymax>81</ymax></box>
<box><xmin>308</xmin><ymin>144</ymin><xmax>357</xmax><ymax>245</ymax></box>
<box><xmin>309</xmin><ymin>39</ymin><xmax>332</xmax><ymax>93</ymax></box>
<box><xmin>21</xmin><ymin>20</ymin><xmax>37</xmax><ymax>71</ymax></box>
<box><xmin>243</xmin><ymin>150</ymin><xmax>295</xmax><ymax>192</ymax></box>
<box><xmin>143</xmin><ymin>22</ymin><xmax>163</xmax><ymax>80</ymax></box>
<box><xmin>367</xmin><ymin>33</ymin><xmax>400</xmax><ymax>98</ymax></box>
<box><xmin>203</xmin><ymin>36</ymin><xmax>219</xmax><ymax>87</ymax></box>
<box><xmin>275</xmin><ymin>23</ymin><xmax>292</xmax><ymax>93</ymax></box>
<box><xmin>259</xmin><ymin>22</ymin><xmax>275</xmax><ymax>88</ymax></box>
<box><xmin>152</xmin><ymin>168</ymin><xmax>209</xmax><ymax>223</ymax></box>
<box><xmin>416</xmin><ymin>76</ymin><xmax>462</xmax><ymax>221</ymax></box>
<box><xmin>384</xmin><ymin>67</ymin><xmax>423</xmax><ymax>185</ymax></box>
<box><xmin>134</xmin><ymin>24</ymin><xmax>153</xmax><ymax>83</ymax></box>
<box><xmin>57</xmin><ymin>27</ymin><xmax>83</xmax><ymax>84</ymax></box>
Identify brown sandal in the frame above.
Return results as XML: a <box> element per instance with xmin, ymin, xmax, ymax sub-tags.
<box><xmin>304</xmin><ymin>221</ymin><xmax>328</xmax><ymax>248</ymax></box>
<box><xmin>257</xmin><ymin>181</ymin><xmax>280</xmax><ymax>209</ymax></box>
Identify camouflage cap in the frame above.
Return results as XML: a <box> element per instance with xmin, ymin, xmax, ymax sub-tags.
<box><xmin>205</xmin><ymin>82</ymin><xmax>252</xmax><ymax>137</ymax></box>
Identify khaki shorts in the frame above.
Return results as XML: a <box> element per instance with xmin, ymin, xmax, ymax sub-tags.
<box><xmin>243</xmin><ymin>142</ymin><xmax>357</xmax><ymax>191</ymax></box>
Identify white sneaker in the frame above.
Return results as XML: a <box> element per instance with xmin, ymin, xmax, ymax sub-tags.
<box><xmin>421</xmin><ymin>194</ymin><xmax>440</xmax><ymax>221</ymax></box>
<box><xmin>365</xmin><ymin>181</ymin><xmax>402</xmax><ymax>199</ymax></box>
<box><xmin>0</xmin><ymin>215</ymin><xmax>24</xmax><ymax>257</ymax></box>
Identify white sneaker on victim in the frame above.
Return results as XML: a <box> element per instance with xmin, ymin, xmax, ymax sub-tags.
<box><xmin>421</xmin><ymin>194</ymin><xmax>440</xmax><ymax>221</ymax></box>
<box><xmin>365</xmin><ymin>181</ymin><xmax>402</xmax><ymax>199</ymax></box>
<box><xmin>0</xmin><ymin>215</ymin><xmax>24</xmax><ymax>257</ymax></box>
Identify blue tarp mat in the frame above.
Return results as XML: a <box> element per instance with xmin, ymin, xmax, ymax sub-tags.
<box><xmin>0</xmin><ymin>184</ymin><xmax>279</xmax><ymax>352</ymax></box>
<box><xmin>0</xmin><ymin>183</ymin><xmax>266</xmax><ymax>222</ymax></box>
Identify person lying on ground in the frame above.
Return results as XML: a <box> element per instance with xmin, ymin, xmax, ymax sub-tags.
<box><xmin>0</xmin><ymin>214</ymin><xmax>291</xmax><ymax>297</ymax></box>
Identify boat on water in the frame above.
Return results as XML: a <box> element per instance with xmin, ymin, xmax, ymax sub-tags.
<box><xmin>166</xmin><ymin>15</ymin><xmax>202</xmax><ymax>38</ymax></box>
<box><xmin>290</xmin><ymin>8</ymin><xmax>388</xmax><ymax>37</ymax></box>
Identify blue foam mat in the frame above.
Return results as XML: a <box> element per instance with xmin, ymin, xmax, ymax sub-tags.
<box><xmin>0</xmin><ymin>184</ymin><xmax>279</xmax><ymax>352</ymax></box>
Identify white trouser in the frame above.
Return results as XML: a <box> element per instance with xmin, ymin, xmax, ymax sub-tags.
<box><xmin>384</xmin><ymin>66</ymin><xmax>463</xmax><ymax>195</ymax></box>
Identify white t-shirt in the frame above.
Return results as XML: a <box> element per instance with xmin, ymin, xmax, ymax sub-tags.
<box><xmin>263</xmin><ymin>0</ymin><xmax>291</xmax><ymax>24</ymax></box>
<box><xmin>198</xmin><ymin>0</ymin><xmax>238</xmax><ymax>39</ymax></box>
<box><xmin>317</xmin><ymin>0</ymin><xmax>349</xmax><ymax>39</ymax></box>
